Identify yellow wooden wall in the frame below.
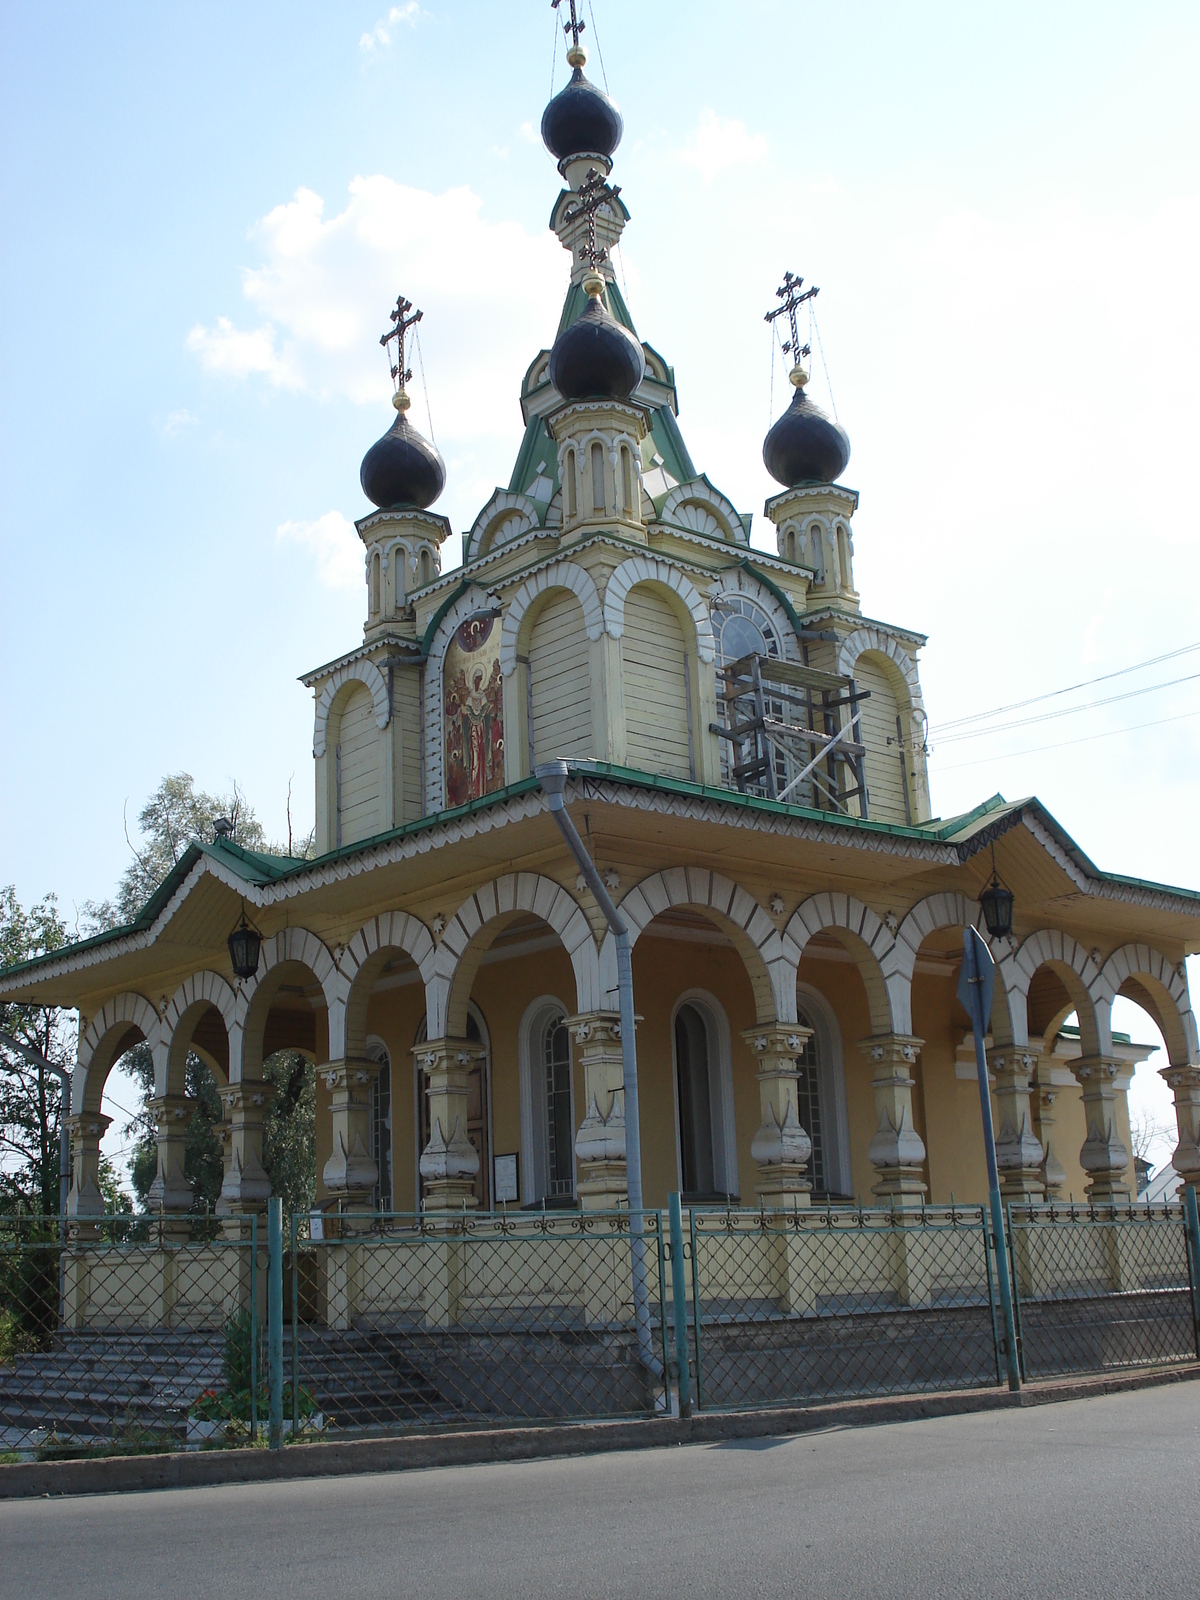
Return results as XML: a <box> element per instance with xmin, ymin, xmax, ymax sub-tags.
<box><xmin>622</xmin><ymin>586</ymin><xmax>691</xmax><ymax>779</ymax></box>
<box><xmin>529</xmin><ymin>592</ymin><xmax>594</xmax><ymax>764</ymax></box>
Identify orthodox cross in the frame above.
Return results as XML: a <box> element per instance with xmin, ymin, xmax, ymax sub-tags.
<box><xmin>765</xmin><ymin>270</ymin><xmax>818</xmax><ymax>363</ymax></box>
<box><xmin>563</xmin><ymin>167</ymin><xmax>619</xmax><ymax>272</ymax></box>
<box><xmin>380</xmin><ymin>293</ymin><xmax>422</xmax><ymax>391</ymax></box>
<box><xmin>551</xmin><ymin>0</ymin><xmax>585</xmax><ymax>51</ymax></box>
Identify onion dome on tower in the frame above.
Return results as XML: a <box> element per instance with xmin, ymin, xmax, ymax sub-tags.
<box><xmin>762</xmin><ymin>271</ymin><xmax>850</xmax><ymax>488</ymax></box>
<box><xmin>541</xmin><ymin>5</ymin><xmax>622</xmax><ymax>170</ymax></box>
<box><xmin>548</xmin><ymin>169</ymin><xmax>645</xmax><ymax>401</ymax></box>
<box><xmin>360</xmin><ymin>293</ymin><xmax>446</xmax><ymax>510</ymax></box>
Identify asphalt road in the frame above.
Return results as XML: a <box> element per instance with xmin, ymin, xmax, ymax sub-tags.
<box><xmin>2</xmin><ymin>1384</ymin><xmax>1198</xmax><ymax>1600</ymax></box>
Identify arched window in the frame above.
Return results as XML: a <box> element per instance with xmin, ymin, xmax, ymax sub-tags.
<box><xmin>393</xmin><ymin>548</ymin><xmax>406</xmax><ymax>613</ymax></box>
<box><xmin>370</xmin><ymin>551</ymin><xmax>381</xmax><ymax>614</ymax></box>
<box><xmin>368</xmin><ymin>1040</ymin><xmax>392</xmax><ymax>1213</ymax></box>
<box><xmin>419</xmin><ymin>548</ymin><xmax>433</xmax><ymax>587</ymax></box>
<box><xmin>621</xmin><ymin>446</ymin><xmax>634</xmax><ymax>513</ymax></box>
<box><xmin>590</xmin><ymin>442</ymin><xmax>605</xmax><ymax>515</ymax></box>
<box><xmin>836</xmin><ymin>524</ymin><xmax>852</xmax><ymax>590</ymax></box>
<box><xmin>785</xmin><ymin>529</ymin><xmax>796</xmax><ymax>563</ymax></box>
<box><xmin>794</xmin><ymin>1004</ymin><xmax>826</xmax><ymax>1194</ymax></box>
<box><xmin>542</xmin><ymin>1013</ymin><xmax>574</xmax><ymax>1200</ymax></box>
<box><xmin>710</xmin><ymin>594</ymin><xmax>786</xmax><ymax>796</ymax></box>
<box><xmin>673</xmin><ymin>997</ymin><xmax>737</xmax><ymax>1201</ymax></box>
<box><xmin>565</xmin><ymin>449</ymin><xmax>577</xmax><ymax>518</ymax></box>
<box><xmin>519</xmin><ymin>998</ymin><xmax>576</xmax><ymax>1205</ymax></box>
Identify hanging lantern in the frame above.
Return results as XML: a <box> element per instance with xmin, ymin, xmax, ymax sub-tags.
<box><xmin>978</xmin><ymin>844</ymin><xmax>1015</xmax><ymax>939</ymax></box>
<box><xmin>227</xmin><ymin>906</ymin><xmax>263</xmax><ymax>980</ymax></box>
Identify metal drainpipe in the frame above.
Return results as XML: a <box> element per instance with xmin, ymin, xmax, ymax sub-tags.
<box><xmin>535</xmin><ymin>761</ymin><xmax>660</xmax><ymax>1375</ymax></box>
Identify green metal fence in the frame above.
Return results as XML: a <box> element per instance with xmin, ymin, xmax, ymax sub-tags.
<box><xmin>0</xmin><ymin>1214</ymin><xmax>259</xmax><ymax>1460</ymax></box>
<box><xmin>287</xmin><ymin>1208</ymin><xmax>670</xmax><ymax>1435</ymax></box>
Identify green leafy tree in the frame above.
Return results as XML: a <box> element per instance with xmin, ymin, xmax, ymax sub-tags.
<box><xmin>0</xmin><ymin>887</ymin><xmax>74</xmax><ymax>1216</ymax></box>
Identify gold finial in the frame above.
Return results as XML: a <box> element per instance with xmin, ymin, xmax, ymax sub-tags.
<box><xmin>567</xmin><ymin>42</ymin><xmax>587</xmax><ymax>68</ymax></box>
<box><xmin>392</xmin><ymin>389</ymin><xmax>412</xmax><ymax>412</ymax></box>
<box><xmin>789</xmin><ymin>366</ymin><xmax>809</xmax><ymax>389</ymax></box>
<box><xmin>582</xmin><ymin>268</ymin><xmax>605</xmax><ymax>300</ymax></box>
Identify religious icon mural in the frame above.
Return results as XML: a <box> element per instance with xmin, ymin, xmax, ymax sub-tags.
<box><xmin>444</xmin><ymin>615</ymin><xmax>505</xmax><ymax>807</ymax></box>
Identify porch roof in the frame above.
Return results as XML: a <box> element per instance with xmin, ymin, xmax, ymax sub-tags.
<box><xmin>2</xmin><ymin>763</ymin><xmax>1198</xmax><ymax>1003</ymax></box>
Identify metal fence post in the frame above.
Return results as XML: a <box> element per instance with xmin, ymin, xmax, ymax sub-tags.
<box><xmin>1184</xmin><ymin>1185</ymin><xmax>1200</xmax><ymax>1358</ymax></box>
<box><xmin>250</xmin><ymin>1213</ymin><xmax>258</xmax><ymax>1443</ymax></box>
<box><xmin>668</xmin><ymin>1193</ymin><xmax>692</xmax><ymax>1417</ymax></box>
<box><xmin>268</xmin><ymin>1197</ymin><xmax>283</xmax><ymax>1450</ymax></box>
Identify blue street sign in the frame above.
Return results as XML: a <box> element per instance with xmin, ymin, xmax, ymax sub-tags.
<box><xmin>957</xmin><ymin>925</ymin><xmax>995</xmax><ymax>1035</ymax></box>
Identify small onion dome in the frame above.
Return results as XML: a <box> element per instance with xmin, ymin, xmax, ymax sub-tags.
<box><xmin>549</xmin><ymin>271</ymin><xmax>645</xmax><ymax>402</ymax></box>
<box><xmin>360</xmin><ymin>391</ymin><xmax>446</xmax><ymax>510</ymax></box>
<box><xmin>762</xmin><ymin>367</ymin><xmax>851</xmax><ymax>487</ymax></box>
<box><xmin>541</xmin><ymin>46</ymin><xmax>623</xmax><ymax>165</ymax></box>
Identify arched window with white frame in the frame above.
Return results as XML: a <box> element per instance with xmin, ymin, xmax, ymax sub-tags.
<box><xmin>518</xmin><ymin>996</ymin><xmax>576</xmax><ymax>1206</ymax></box>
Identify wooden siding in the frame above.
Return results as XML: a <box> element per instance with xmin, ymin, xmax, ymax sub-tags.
<box><xmin>853</xmin><ymin>652</ymin><xmax>909</xmax><ymax>825</ymax></box>
<box><xmin>623</xmin><ymin>585</ymin><xmax>691</xmax><ymax>780</ymax></box>
<box><xmin>337</xmin><ymin>685</ymin><xmax>381</xmax><ymax>846</ymax></box>
<box><xmin>529</xmin><ymin>591</ymin><xmax>593</xmax><ymax>764</ymax></box>
<box><xmin>395</xmin><ymin>668</ymin><xmax>422</xmax><ymax>824</ymax></box>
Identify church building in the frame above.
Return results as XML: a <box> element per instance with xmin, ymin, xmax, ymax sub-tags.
<box><xmin>3</xmin><ymin>12</ymin><xmax>1200</xmax><ymax>1241</ymax></box>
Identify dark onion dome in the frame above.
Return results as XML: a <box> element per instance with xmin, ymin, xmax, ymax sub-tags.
<box><xmin>360</xmin><ymin>392</ymin><xmax>446</xmax><ymax>510</ymax></box>
<box><xmin>541</xmin><ymin>47</ymin><xmax>623</xmax><ymax>165</ymax></box>
<box><xmin>762</xmin><ymin>370</ymin><xmax>851</xmax><ymax>487</ymax></box>
<box><xmin>549</xmin><ymin>272</ymin><xmax>645</xmax><ymax>402</ymax></box>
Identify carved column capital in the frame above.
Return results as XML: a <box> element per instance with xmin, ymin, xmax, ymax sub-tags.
<box><xmin>1074</xmin><ymin>1055</ymin><xmax>1131</xmax><ymax>1202</ymax></box>
<box><xmin>744</xmin><ymin>1023</ymin><xmax>816</xmax><ymax>1203</ymax></box>
<box><xmin>1161</xmin><ymin>1061</ymin><xmax>1200</xmax><ymax>1191</ymax></box>
<box><xmin>857</xmin><ymin>1035</ymin><xmax>927</xmax><ymax>1204</ymax></box>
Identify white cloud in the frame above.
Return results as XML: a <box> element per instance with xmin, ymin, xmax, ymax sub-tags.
<box><xmin>676</xmin><ymin>109</ymin><xmax>768</xmax><ymax>183</ymax></box>
<box><xmin>185</xmin><ymin>175</ymin><xmax>564</xmax><ymax>425</ymax></box>
<box><xmin>277</xmin><ymin>512</ymin><xmax>362</xmax><ymax>590</ymax></box>
<box><xmin>360</xmin><ymin>4</ymin><xmax>420</xmax><ymax>53</ymax></box>
<box><xmin>162</xmin><ymin>408</ymin><xmax>198</xmax><ymax>436</ymax></box>
<box><xmin>186</xmin><ymin>315</ymin><xmax>300</xmax><ymax>388</ymax></box>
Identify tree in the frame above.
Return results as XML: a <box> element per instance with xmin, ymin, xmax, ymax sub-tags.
<box><xmin>0</xmin><ymin>887</ymin><xmax>74</xmax><ymax>1216</ymax></box>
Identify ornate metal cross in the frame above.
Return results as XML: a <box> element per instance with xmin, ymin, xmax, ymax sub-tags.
<box><xmin>551</xmin><ymin>0</ymin><xmax>585</xmax><ymax>51</ymax></box>
<box><xmin>765</xmin><ymin>270</ymin><xmax>819</xmax><ymax>363</ymax></box>
<box><xmin>380</xmin><ymin>293</ymin><xmax>423</xmax><ymax>391</ymax></box>
<box><xmin>563</xmin><ymin>167</ymin><xmax>620</xmax><ymax>272</ymax></box>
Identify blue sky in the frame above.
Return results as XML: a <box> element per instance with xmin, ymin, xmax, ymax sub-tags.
<box><xmin>2</xmin><ymin>1</ymin><xmax>1198</xmax><ymax>1161</ymax></box>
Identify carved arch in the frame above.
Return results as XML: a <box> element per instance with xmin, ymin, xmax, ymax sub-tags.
<box><xmin>1010</xmin><ymin>930</ymin><xmax>1109</xmax><ymax>1057</ymax></box>
<box><xmin>341</xmin><ymin>911</ymin><xmax>438</xmax><ymax>1060</ymax></box>
<box><xmin>161</xmin><ymin>970</ymin><xmax>238</xmax><ymax>1097</ymax></box>
<box><xmin>313</xmin><ymin>659</ymin><xmax>390</xmax><ymax>759</ymax></box>
<box><xmin>603</xmin><ymin>868</ymin><xmax>798</xmax><ymax>1025</ymax></box>
<box><xmin>499</xmin><ymin>561</ymin><xmax>605</xmax><ymax>678</ymax></box>
<box><xmin>465</xmin><ymin>490</ymin><xmax>541</xmax><ymax>564</ymax></box>
<box><xmin>75</xmin><ymin>992</ymin><xmax>162</xmax><ymax>1113</ymax></box>
<box><xmin>707</xmin><ymin>568</ymin><xmax>800</xmax><ymax>663</ymax></box>
<box><xmin>784</xmin><ymin>894</ymin><xmax>896</xmax><ymax>1037</ymax></box>
<box><xmin>660</xmin><ymin>479</ymin><xmax>746</xmax><ymax>545</ymax></box>
<box><xmin>883</xmin><ymin>893</ymin><xmax>1017</xmax><ymax>1043</ymax></box>
<box><xmin>427</xmin><ymin>873</ymin><xmax>600</xmax><ymax>1040</ymax></box>
<box><xmin>837</xmin><ymin>627</ymin><xmax>924</xmax><ymax>713</ymax></box>
<box><xmin>1096</xmin><ymin>943</ymin><xmax>1197</xmax><ymax>1066</ymax></box>
<box><xmin>603</xmin><ymin>556</ymin><xmax>716</xmax><ymax>663</ymax></box>
<box><xmin>234</xmin><ymin>927</ymin><xmax>345</xmax><ymax>1079</ymax></box>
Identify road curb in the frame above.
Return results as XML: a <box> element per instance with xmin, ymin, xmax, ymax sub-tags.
<box><xmin>2</xmin><ymin>1362</ymin><xmax>1197</xmax><ymax>1501</ymax></box>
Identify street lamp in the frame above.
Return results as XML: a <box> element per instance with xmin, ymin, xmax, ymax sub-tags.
<box><xmin>978</xmin><ymin>844</ymin><xmax>1014</xmax><ymax>939</ymax></box>
<box><xmin>227</xmin><ymin>904</ymin><xmax>263</xmax><ymax>980</ymax></box>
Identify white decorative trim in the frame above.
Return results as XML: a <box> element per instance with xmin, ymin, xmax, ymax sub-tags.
<box><xmin>660</xmin><ymin>480</ymin><xmax>746</xmax><ymax>545</ymax></box>
<box><xmin>837</xmin><ymin>627</ymin><xmax>924</xmax><ymax>712</ymax></box>
<box><xmin>1096</xmin><ymin>942</ymin><xmax>1198</xmax><ymax>1066</ymax></box>
<box><xmin>313</xmin><ymin>659</ymin><xmax>390</xmax><ymax>759</ymax></box>
<box><xmin>422</xmin><ymin>585</ymin><xmax>502</xmax><ymax>816</ymax></box>
<box><xmin>499</xmin><ymin>561</ymin><xmax>604</xmax><ymax>678</ymax></box>
<box><xmin>881</xmin><ymin>892</ymin><xmax>1012</xmax><ymax>1040</ymax></box>
<box><xmin>602</xmin><ymin>556</ymin><xmax>716</xmax><ymax>663</ymax></box>
<box><xmin>428</xmin><ymin>872</ymin><xmax>600</xmax><ymax>1039</ymax></box>
<box><xmin>784</xmin><ymin>893</ymin><xmax>896</xmax><ymax>1038</ymax></box>
<box><xmin>160</xmin><ymin>970</ymin><xmax>238</xmax><ymax>1096</ymax></box>
<box><xmin>465</xmin><ymin>490</ymin><xmax>542</xmax><ymax>564</ymax></box>
<box><xmin>235</xmin><ymin>926</ymin><xmax>346</xmax><ymax>1075</ymax></box>
<box><xmin>604</xmin><ymin>867</ymin><xmax>796</xmax><ymax>1024</ymax></box>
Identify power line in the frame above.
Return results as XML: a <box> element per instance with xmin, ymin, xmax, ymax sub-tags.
<box><xmin>934</xmin><ymin>640</ymin><xmax>1200</xmax><ymax>733</ymax></box>
<box><xmin>929</xmin><ymin>707</ymin><xmax>1200</xmax><ymax>772</ymax></box>
<box><xmin>933</xmin><ymin>671</ymin><xmax>1200</xmax><ymax>745</ymax></box>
